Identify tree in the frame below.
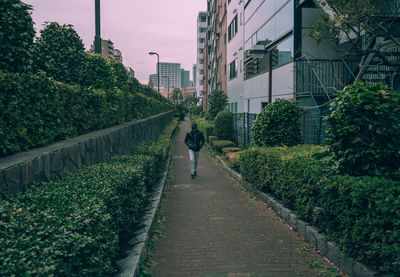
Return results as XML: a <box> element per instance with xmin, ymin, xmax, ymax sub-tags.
<box><xmin>208</xmin><ymin>89</ymin><xmax>228</xmax><ymax>119</ymax></box>
<box><xmin>108</xmin><ymin>58</ymin><xmax>128</xmax><ymax>91</ymax></box>
<box><xmin>171</xmin><ymin>88</ymin><xmax>183</xmax><ymax>104</ymax></box>
<box><xmin>33</xmin><ymin>22</ymin><xmax>85</xmax><ymax>85</ymax></box>
<box><xmin>311</xmin><ymin>0</ymin><xmax>400</xmax><ymax>87</ymax></box>
<box><xmin>0</xmin><ymin>0</ymin><xmax>35</xmax><ymax>72</ymax></box>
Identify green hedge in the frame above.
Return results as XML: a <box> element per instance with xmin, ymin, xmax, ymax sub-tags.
<box><xmin>214</xmin><ymin>110</ymin><xmax>233</xmax><ymax>140</ymax></box>
<box><xmin>212</xmin><ymin>140</ymin><xmax>235</xmax><ymax>152</ymax></box>
<box><xmin>0</xmin><ymin>118</ymin><xmax>179</xmax><ymax>276</ymax></box>
<box><xmin>0</xmin><ymin>71</ymin><xmax>172</xmax><ymax>157</ymax></box>
<box><xmin>239</xmin><ymin>145</ymin><xmax>400</xmax><ymax>274</ymax></box>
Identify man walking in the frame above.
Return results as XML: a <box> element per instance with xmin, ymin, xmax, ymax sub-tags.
<box><xmin>184</xmin><ymin>123</ymin><xmax>205</xmax><ymax>179</ymax></box>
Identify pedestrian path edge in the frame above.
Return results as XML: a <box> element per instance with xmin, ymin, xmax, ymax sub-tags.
<box><xmin>215</xmin><ymin>154</ymin><xmax>384</xmax><ymax>277</ymax></box>
<box><xmin>114</xmin><ymin>128</ymin><xmax>177</xmax><ymax>277</ymax></box>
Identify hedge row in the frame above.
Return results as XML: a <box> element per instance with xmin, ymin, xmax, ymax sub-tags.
<box><xmin>239</xmin><ymin>145</ymin><xmax>400</xmax><ymax>274</ymax></box>
<box><xmin>0</xmin><ymin>71</ymin><xmax>172</xmax><ymax>157</ymax></box>
<box><xmin>0</xmin><ymin>118</ymin><xmax>179</xmax><ymax>276</ymax></box>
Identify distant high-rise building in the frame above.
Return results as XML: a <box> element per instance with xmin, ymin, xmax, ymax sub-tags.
<box><xmin>90</xmin><ymin>39</ymin><xmax>123</xmax><ymax>62</ymax></box>
<box><xmin>181</xmin><ymin>69</ymin><xmax>191</xmax><ymax>88</ymax></box>
<box><xmin>126</xmin><ymin>67</ymin><xmax>135</xmax><ymax>77</ymax></box>
<box><xmin>114</xmin><ymin>49</ymin><xmax>122</xmax><ymax>62</ymax></box>
<box><xmin>193</xmin><ymin>64</ymin><xmax>197</xmax><ymax>87</ymax></box>
<box><xmin>149</xmin><ymin>62</ymin><xmax>181</xmax><ymax>89</ymax></box>
<box><xmin>196</xmin><ymin>11</ymin><xmax>207</xmax><ymax>106</ymax></box>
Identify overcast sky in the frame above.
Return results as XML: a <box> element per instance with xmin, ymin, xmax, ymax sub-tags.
<box><xmin>24</xmin><ymin>0</ymin><xmax>206</xmax><ymax>84</ymax></box>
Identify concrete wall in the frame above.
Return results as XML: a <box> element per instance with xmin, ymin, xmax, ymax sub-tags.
<box><xmin>0</xmin><ymin>111</ymin><xmax>174</xmax><ymax>198</ymax></box>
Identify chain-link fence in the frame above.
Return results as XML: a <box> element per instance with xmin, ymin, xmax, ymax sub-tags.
<box><xmin>232</xmin><ymin>108</ymin><xmax>329</xmax><ymax>147</ymax></box>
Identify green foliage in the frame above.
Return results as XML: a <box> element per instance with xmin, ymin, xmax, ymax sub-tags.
<box><xmin>0</xmin><ymin>71</ymin><xmax>173</xmax><ymax>157</ymax></box>
<box><xmin>171</xmin><ymin>88</ymin><xmax>183</xmax><ymax>104</ymax></box>
<box><xmin>252</xmin><ymin>99</ymin><xmax>302</xmax><ymax>147</ymax></box>
<box><xmin>226</xmin><ymin>151</ymin><xmax>241</xmax><ymax>171</ymax></box>
<box><xmin>325</xmin><ymin>82</ymin><xmax>400</xmax><ymax>178</ymax></box>
<box><xmin>209</xmin><ymin>136</ymin><xmax>217</xmax><ymax>145</ymax></box>
<box><xmin>239</xmin><ymin>145</ymin><xmax>400</xmax><ymax>273</ymax></box>
<box><xmin>0</xmin><ymin>0</ymin><xmax>35</xmax><ymax>73</ymax></box>
<box><xmin>0</xmin><ymin>120</ymin><xmax>177</xmax><ymax>276</ymax></box>
<box><xmin>214</xmin><ymin>110</ymin><xmax>233</xmax><ymax>140</ymax></box>
<box><xmin>108</xmin><ymin>58</ymin><xmax>128</xmax><ymax>91</ymax></box>
<box><xmin>315</xmin><ymin>175</ymin><xmax>400</xmax><ymax>273</ymax></box>
<box><xmin>221</xmin><ymin>147</ymin><xmax>241</xmax><ymax>154</ymax></box>
<box><xmin>208</xmin><ymin>90</ymin><xmax>229</xmax><ymax>119</ymax></box>
<box><xmin>79</xmin><ymin>52</ymin><xmax>115</xmax><ymax>90</ymax></box>
<box><xmin>212</xmin><ymin>140</ymin><xmax>235</xmax><ymax>152</ymax></box>
<box><xmin>174</xmin><ymin>103</ymin><xmax>186</xmax><ymax>120</ymax></box>
<box><xmin>33</xmin><ymin>22</ymin><xmax>85</xmax><ymax>85</ymax></box>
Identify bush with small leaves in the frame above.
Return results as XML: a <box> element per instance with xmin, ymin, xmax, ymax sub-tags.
<box><xmin>325</xmin><ymin>82</ymin><xmax>400</xmax><ymax>178</ymax></box>
<box><xmin>214</xmin><ymin>110</ymin><xmax>233</xmax><ymax>140</ymax></box>
<box><xmin>252</xmin><ymin>99</ymin><xmax>302</xmax><ymax>147</ymax></box>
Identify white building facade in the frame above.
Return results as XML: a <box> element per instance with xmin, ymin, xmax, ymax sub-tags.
<box><xmin>150</xmin><ymin>62</ymin><xmax>182</xmax><ymax>89</ymax></box>
<box><xmin>243</xmin><ymin>0</ymin><xmax>295</xmax><ymax>114</ymax></box>
<box><xmin>196</xmin><ymin>12</ymin><xmax>207</xmax><ymax>105</ymax></box>
<box><xmin>227</xmin><ymin>0</ymin><xmax>245</xmax><ymax>113</ymax></box>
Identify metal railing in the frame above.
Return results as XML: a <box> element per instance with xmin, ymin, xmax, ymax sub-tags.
<box><xmin>232</xmin><ymin>113</ymin><xmax>257</xmax><ymax>146</ymax></box>
<box><xmin>295</xmin><ymin>56</ymin><xmax>358</xmax><ymax>107</ymax></box>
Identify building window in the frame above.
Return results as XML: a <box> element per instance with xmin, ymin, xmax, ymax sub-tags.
<box><xmin>228</xmin><ymin>15</ymin><xmax>238</xmax><ymax>41</ymax></box>
<box><xmin>234</xmin><ymin>103</ymin><xmax>238</xmax><ymax>113</ymax></box>
<box><xmin>261</xmin><ymin>102</ymin><xmax>268</xmax><ymax>110</ymax></box>
<box><xmin>229</xmin><ymin>59</ymin><xmax>238</xmax><ymax>80</ymax></box>
<box><xmin>200</xmin><ymin>16</ymin><xmax>206</xmax><ymax>22</ymax></box>
<box><xmin>199</xmin><ymin>38</ymin><xmax>205</xmax><ymax>43</ymax></box>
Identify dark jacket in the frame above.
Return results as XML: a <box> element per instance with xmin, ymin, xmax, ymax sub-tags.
<box><xmin>184</xmin><ymin>129</ymin><xmax>205</xmax><ymax>152</ymax></box>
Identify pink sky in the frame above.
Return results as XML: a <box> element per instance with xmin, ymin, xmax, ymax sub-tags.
<box><xmin>24</xmin><ymin>0</ymin><xmax>206</xmax><ymax>84</ymax></box>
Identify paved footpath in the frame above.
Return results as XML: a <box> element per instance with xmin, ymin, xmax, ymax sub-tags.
<box><xmin>151</xmin><ymin>119</ymin><xmax>343</xmax><ymax>277</ymax></box>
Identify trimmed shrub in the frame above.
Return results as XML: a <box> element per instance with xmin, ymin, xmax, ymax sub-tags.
<box><xmin>212</xmin><ymin>140</ymin><xmax>235</xmax><ymax>152</ymax></box>
<box><xmin>315</xmin><ymin>175</ymin><xmax>400</xmax><ymax>273</ymax></box>
<box><xmin>0</xmin><ymin>118</ymin><xmax>178</xmax><ymax>276</ymax></box>
<box><xmin>226</xmin><ymin>151</ymin><xmax>241</xmax><ymax>171</ymax></box>
<box><xmin>209</xmin><ymin>136</ymin><xmax>217</xmax><ymax>146</ymax></box>
<box><xmin>251</xmin><ymin>99</ymin><xmax>302</xmax><ymax>147</ymax></box>
<box><xmin>239</xmin><ymin>145</ymin><xmax>400</xmax><ymax>274</ymax></box>
<box><xmin>325</xmin><ymin>82</ymin><xmax>400</xmax><ymax>179</ymax></box>
<box><xmin>221</xmin><ymin>147</ymin><xmax>241</xmax><ymax>154</ymax></box>
<box><xmin>0</xmin><ymin>0</ymin><xmax>35</xmax><ymax>73</ymax></box>
<box><xmin>0</xmin><ymin>71</ymin><xmax>172</xmax><ymax>157</ymax></box>
<box><xmin>214</xmin><ymin>110</ymin><xmax>233</xmax><ymax>140</ymax></box>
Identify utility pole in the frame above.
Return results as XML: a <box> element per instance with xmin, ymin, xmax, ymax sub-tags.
<box><xmin>94</xmin><ymin>0</ymin><xmax>102</xmax><ymax>54</ymax></box>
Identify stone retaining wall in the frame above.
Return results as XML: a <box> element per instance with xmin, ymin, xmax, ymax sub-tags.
<box><xmin>0</xmin><ymin>111</ymin><xmax>174</xmax><ymax>198</ymax></box>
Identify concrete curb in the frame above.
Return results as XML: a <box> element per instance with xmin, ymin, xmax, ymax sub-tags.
<box><xmin>115</xmin><ymin>127</ymin><xmax>177</xmax><ymax>277</ymax></box>
<box><xmin>215</xmin><ymin>155</ymin><xmax>383</xmax><ymax>277</ymax></box>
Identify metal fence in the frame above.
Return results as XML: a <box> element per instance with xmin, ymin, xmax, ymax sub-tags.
<box><xmin>232</xmin><ymin>113</ymin><xmax>257</xmax><ymax>146</ymax></box>
<box><xmin>232</xmin><ymin>108</ymin><xmax>329</xmax><ymax>146</ymax></box>
<box><xmin>299</xmin><ymin>105</ymin><xmax>331</xmax><ymax>145</ymax></box>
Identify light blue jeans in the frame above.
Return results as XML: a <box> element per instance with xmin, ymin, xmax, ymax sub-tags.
<box><xmin>189</xmin><ymin>149</ymin><xmax>199</xmax><ymax>175</ymax></box>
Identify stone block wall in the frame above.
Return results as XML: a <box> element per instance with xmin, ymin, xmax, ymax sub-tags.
<box><xmin>0</xmin><ymin>111</ymin><xmax>174</xmax><ymax>198</ymax></box>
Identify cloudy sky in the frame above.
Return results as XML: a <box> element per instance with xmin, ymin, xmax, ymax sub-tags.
<box><xmin>24</xmin><ymin>0</ymin><xmax>206</xmax><ymax>84</ymax></box>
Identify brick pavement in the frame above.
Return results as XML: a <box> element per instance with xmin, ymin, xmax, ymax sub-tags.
<box><xmin>151</xmin><ymin>119</ymin><xmax>342</xmax><ymax>277</ymax></box>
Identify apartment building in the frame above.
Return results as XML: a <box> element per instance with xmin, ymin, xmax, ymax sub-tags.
<box><xmin>227</xmin><ymin>0</ymin><xmax>245</xmax><ymax>113</ymax></box>
<box><xmin>196</xmin><ymin>12</ymin><xmax>207</xmax><ymax>106</ymax></box>
<box><xmin>181</xmin><ymin>69</ymin><xmax>191</xmax><ymax>88</ymax></box>
<box><xmin>204</xmin><ymin>0</ymin><xmax>228</xmax><ymax>110</ymax></box>
<box><xmin>149</xmin><ymin>62</ymin><xmax>181</xmax><ymax>89</ymax></box>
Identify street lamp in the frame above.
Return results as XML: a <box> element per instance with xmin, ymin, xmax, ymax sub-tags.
<box><xmin>163</xmin><ymin>76</ymin><xmax>170</xmax><ymax>99</ymax></box>
<box><xmin>94</xmin><ymin>0</ymin><xmax>102</xmax><ymax>54</ymax></box>
<box><xmin>148</xmin><ymin>52</ymin><xmax>160</xmax><ymax>94</ymax></box>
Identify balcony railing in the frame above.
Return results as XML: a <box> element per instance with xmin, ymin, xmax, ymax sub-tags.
<box><xmin>295</xmin><ymin>56</ymin><xmax>358</xmax><ymax>106</ymax></box>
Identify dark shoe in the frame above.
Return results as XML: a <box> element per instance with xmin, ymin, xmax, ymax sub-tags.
<box><xmin>191</xmin><ymin>174</ymin><xmax>195</xmax><ymax>179</ymax></box>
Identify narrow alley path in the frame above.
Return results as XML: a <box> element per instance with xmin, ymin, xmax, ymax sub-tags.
<box><xmin>151</xmin><ymin>119</ymin><xmax>342</xmax><ymax>277</ymax></box>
